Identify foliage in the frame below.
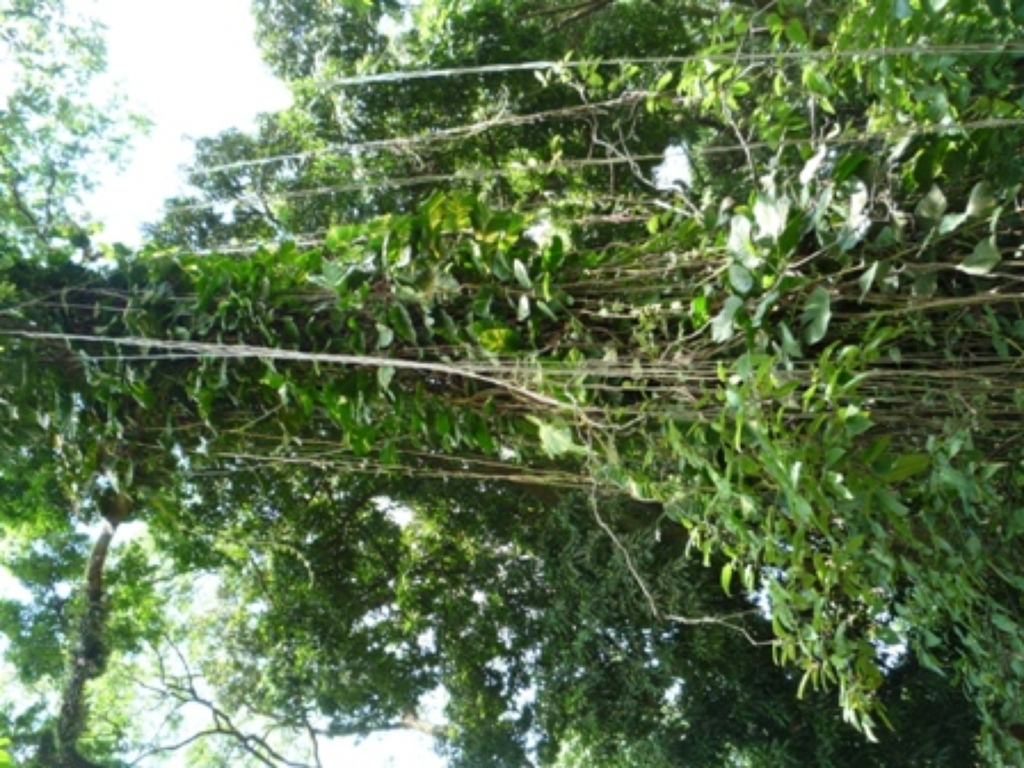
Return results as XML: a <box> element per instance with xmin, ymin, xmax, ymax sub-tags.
<box><xmin>0</xmin><ymin>0</ymin><xmax>142</xmax><ymax>262</ymax></box>
<box><xmin>147</xmin><ymin>0</ymin><xmax>721</xmax><ymax>251</ymax></box>
<box><xmin>3</xmin><ymin>0</ymin><xmax>1024</xmax><ymax>766</ymax></box>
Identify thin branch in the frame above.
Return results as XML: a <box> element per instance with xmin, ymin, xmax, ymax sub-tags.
<box><xmin>128</xmin><ymin>728</ymin><xmax>227</xmax><ymax>766</ymax></box>
<box><xmin>301</xmin><ymin>712</ymin><xmax>324</xmax><ymax>768</ymax></box>
<box><xmin>587</xmin><ymin>482</ymin><xmax>775</xmax><ymax>647</ymax></box>
<box><xmin>315</xmin><ymin>42</ymin><xmax>1024</xmax><ymax>87</ymax></box>
<box><xmin>5</xmin><ymin>330</ymin><xmax>591</xmax><ymax>420</ymax></box>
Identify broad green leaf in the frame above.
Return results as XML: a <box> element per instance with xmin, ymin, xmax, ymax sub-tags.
<box><xmin>913</xmin><ymin>271</ymin><xmax>937</xmax><ymax>297</ymax></box>
<box><xmin>784</xmin><ymin>18</ymin><xmax>807</xmax><ymax>45</ymax></box>
<box><xmin>884</xmin><ymin>453</ymin><xmax>930</xmax><ymax>482</ymax></box>
<box><xmin>957</xmin><ymin>238</ymin><xmax>1001</xmax><ymax>275</ymax></box>
<box><xmin>728</xmin><ymin>264</ymin><xmax>753</xmax><ymax>294</ymax></box>
<box><xmin>779</xmin><ymin>322</ymin><xmax>803</xmax><ymax>358</ymax></box>
<box><xmin>966</xmin><ymin>181</ymin><xmax>996</xmax><ymax>217</ymax></box>
<box><xmin>731</xmin><ymin>80</ymin><xmax>750</xmax><ymax>97</ymax></box>
<box><xmin>857</xmin><ymin>262</ymin><xmax>878</xmax><ymax>302</ymax></box>
<box><xmin>754</xmin><ymin>195</ymin><xmax>788</xmax><ymax>240</ymax></box>
<box><xmin>513</xmin><ymin>258</ymin><xmax>532</xmax><ymax>289</ymax></box>
<box><xmin>992</xmin><ymin>612</ymin><xmax>1018</xmax><ymax>634</ymax></box>
<box><xmin>375</xmin><ymin>323</ymin><xmax>394</xmax><ymax>349</ymax></box>
<box><xmin>833</xmin><ymin>153</ymin><xmax>869</xmax><ymax>183</ymax></box>
<box><xmin>938</xmin><ymin>212</ymin><xmax>967</xmax><ymax>234</ymax></box>
<box><xmin>325</xmin><ymin>224</ymin><xmax>361</xmax><ymax>252</ymax></box>
<box><xmin>728</xmin><ymin>215</ymin><xmax>758</xmax><ymax>267</ymax></box>
<box><xmin>388</xmin><ymin>303</ymin><xmax>417</xmax><ymax>342</ymax></box>
<box><xmin>712</xmin><ymin>295</ymin><xmax>744</xmax><ymax>342</ymax></box>
<box><xmin>801</xmin><ymin>287</ymin><xmax>831</xmax><ymax>345</ymax></box>
<box><xmin>915</xmin><ymin>185</ymin><xmax>947</xmax><ymax>223</ymax></box>
<box><xmin>876</xmin><ymin>488</ymin><xmax>909</xmax><ymax>516</ymax></box>
<box><xmin>527</xmin><ymin>417</ymin><xmax>584</xmax><ymax>458</ymax></box>
<box><xmin>721</xmin><ymin>562</ymin><xmax>734</xmax><ymax>595</ymax></box>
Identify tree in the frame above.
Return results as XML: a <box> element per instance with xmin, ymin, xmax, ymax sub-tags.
<box><xmin>4</xmin><ymin>0</ymin><xmax>1024</xmax><ymax>765</ymax></box>
<box><xmin>0</xmin><ymin>0</ymin><xmax>141</xmax><ymax>262</ymax></box>
<box><xmin>147</xmin><ymin>0</ymin><xmax>723</xmax><ymax>250</ymax></box>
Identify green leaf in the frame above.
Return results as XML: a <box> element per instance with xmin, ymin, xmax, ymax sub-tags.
<box><xmin>784</xmin><ymin>18</ymin><xmax>807</xmax><ymax>45</ymax></box>
<box><xmin>957</xmin><ymin>238</ymin><xmax>1001</xmax><ymax>276</ymax></box>
<box><xmin>884</xmin><ymin>453</ymin><xmax>930</xmax><ymax>482</ymax></box>
<box><xmin>721</xmin><ymin>562</ymin><xmax>734</xmax><ymax>595</ymax></box>
<box><xmin>992</xmin><ymin>612</ymin><xmax>1018</xmax><ymax>634</ymax></box>
<box><xmin>477</xmin><ymin>326</ymin><xmax>520</xmax><ymax>353</ymax></box>
<box><xmin>727</xmin><ymin>215</ymin><xmax>758</xmax><ymax>267</ymax></box>
<box><xmin>832</xmin><ymin>153</ymin><xmax>868</xmax><ymax>184</ymax></box>
<box><xmin>799</xmin><ymin>145</ymin><xmax>827</xmax><ymax>186</ymax></box>
<box><xmin>712</xmin><ymin>296</ymin><xmax>744</xmax><ymax>343</ymax></box>
<box><xmin>375</xmin><ymin>323</ymin><xmax>394</xmax><ymax>349</ymax></box>
<box><xmin>517</xmin><ymin>293</ymin><xmax>531</xmax><ymax>321</ymax></box>
<box><xmin>377</xmin><ymin>365</ymin><xmax>395</xmax><ymax>392</ymax></box>
<box><xmin>779</xmin><ymin>322</ymin><xmax>803</xmax><ymax>358</ymax></box>
<box><xmin>754</xmin><ymin>195</ymin><xmax>788</xmax><ymax>240</ymax></box>
<box><xmin>966</xmin><ymin>181</ymin><xmax>996</xmax><ymax>217</ymax></box>
<box><xmin>731</xmin><ymin>80</ymin><xmax>750</xmax><ymax>97</ymax></box>
<box><xmin>325</xmin><ymin>224</ymin><xmax>361</xmax><ymax>252</ymax></box>
<box><xmin>914</xmin><ymin>185</ymin><xmax>947</xmax><ymax>223</ymax></box>
<box><xmin>513</xmin><ymin>258</ymin><xmax>532</xmax><ymax>289</ymax></box>
<box><xmin>527</xmin><ymin>417</ymin><xmax>585</xmax><ymax>458</ymax></box>
<box><xmin>938</xmin><ymin>212</ymin><xmax>966</xmax><ymax>234</ymax></box>
<box><xmin>857</xmin><ymin>262</ymin><xmax>878</xmax><ymax>302</ymax></box>
<box><xmin>388</xmin><ymin>303</ymin><xmax>417</xmax><ymax>342</ymax></box>
<box><xmin>728</xmin><ymin>264</ymin><xmax>753</xmax><ymax>294</ymax></box>
<box><xmin>876</xmin><ymin>488</ymin><xmax>909</xmax><ymax>516</ymax></box>
<box><xmin>801</xmin><ymin>287</ymin><xmax>831</xmax><ymax>345</ymax></box>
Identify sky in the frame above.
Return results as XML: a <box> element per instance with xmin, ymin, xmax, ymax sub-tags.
<box><xmin>73</xmin><ymin>0</ymin><xmax>292</xmax><ymax>245</ymax></box>
<box><xmin>11</xmin><ymin>1</ymin><xmax>448</xmax><ymax>765</ymax></box>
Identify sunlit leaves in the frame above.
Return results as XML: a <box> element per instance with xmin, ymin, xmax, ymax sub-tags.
<box><xmin>727</xmin><ymin>215</ymin><xmax>757</xmax><ymax>267</ymax></box>
<box><xmin>966</xmin><ymin>182</ymin><xmax>996</xmax><ymax>218</ymax></box>
<box><xmin>527</xmin><ymin>418</ymin><xmax>586</xmax><ymax>458</ymax></box>
<box><xmin>957</xmin><ymin>238</ymin><xmax>1002</xmax><ymax>276</ymax></box>
<box><xmin>728</xmin><ymin>264</ymin><xmax>753</xmax><ymax>294</ymax></box>
<box><xmin>915</xmin><ymin>186</ymin><xmax>947</xmax><ymax>224</ymax></box>
<box><xmin>754</xmin><ymin>195</ymin><xmax>789</xmax><ymax>241</ymax></box>
<box><xmin>801</xmin><ymin>287</ymin><xmax>831</xmax><ymax>345</ymax></box>
<box><xmin>513</xmin><ymin>258</ymin><xmax>532</xmax><ymax>290</ymax></box>
<box><xmin>712</xmin><ymin>296</ymin><xmax>744</xmax><ymax>342</ymax></box>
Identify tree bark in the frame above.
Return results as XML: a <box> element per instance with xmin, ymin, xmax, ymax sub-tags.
<box><xmin>47</xmin><ymin>495</ymin><xmax>128</xmax><ymax>768</ymax></box>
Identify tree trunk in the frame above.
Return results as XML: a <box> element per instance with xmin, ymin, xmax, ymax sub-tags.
<box><xmin>47</xmin><ymin>494</ymin><xmax>128</xmax><ymax>768</ymax></box>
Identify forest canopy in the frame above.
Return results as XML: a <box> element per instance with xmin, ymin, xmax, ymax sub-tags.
<box><xmin>2</xmin><ymin>0</ymin><xmax>1024</xmax><ymax>765</ymax></box>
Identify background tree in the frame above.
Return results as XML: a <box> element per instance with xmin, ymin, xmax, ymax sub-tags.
<box><xmin>0</xmin><ymin>0</ymin><xmax>141</xmax><ymax>262</ymax></box>
<box><xmin>147</xmin><ymin>0</ymin><xmax>726</xmax><ymax>251</ymax></box>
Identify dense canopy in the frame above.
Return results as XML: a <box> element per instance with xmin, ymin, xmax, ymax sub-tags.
<box><xmin>2</xmin><ymin>0</ymin><xmax>1024</xmax><ymax>766</ymax></box>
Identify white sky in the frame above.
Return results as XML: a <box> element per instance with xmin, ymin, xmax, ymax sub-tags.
<box><xmin>74</xmin><ymin>0</ymin><xmax>292</xmax><ymax>245</ymax></box>
<box><xmin>7</xmin><ymin>2</ymin><xmax>449</xmax><ymax>765</ymax></box>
